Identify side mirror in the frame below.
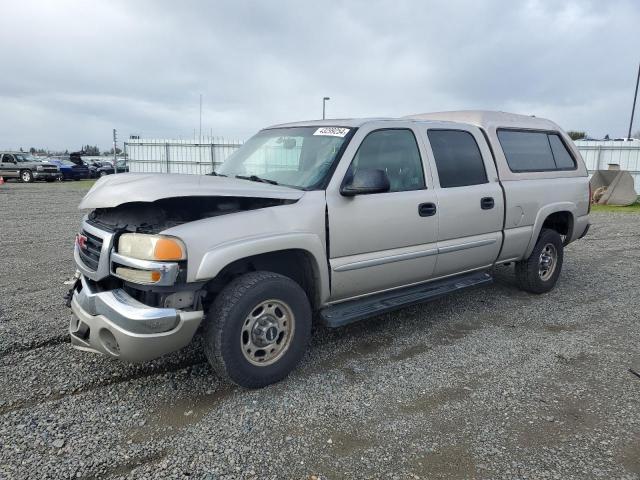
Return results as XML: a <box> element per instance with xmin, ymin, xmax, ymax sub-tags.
<box><xmin>341</xmin><ymin>168</ymin><xmax>390</xmax><ymax>196</ymax></box>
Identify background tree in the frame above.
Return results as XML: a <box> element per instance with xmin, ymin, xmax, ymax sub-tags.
<box><xmin>567</xmin><ymin>131</ymin><xmax>586</xmax><ymax>140</ymax></box>
<box><xmin>82</xmin><ymin>144</ymin><xmax>100</xmax><ymax>155</ymax></box>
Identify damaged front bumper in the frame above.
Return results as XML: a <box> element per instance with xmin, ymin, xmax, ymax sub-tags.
<box><xmin>69</xmin><ymin>274</ymin><xmax>203</xmax><ymax>362</ymax></box>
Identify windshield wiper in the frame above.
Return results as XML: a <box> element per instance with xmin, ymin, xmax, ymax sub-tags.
<box><xmin>207</xmin><ymin>171</ymin><xmax>227</xmax><ymax>177</ymax></box>
<box><xmin>235</xmin><ymin>174</ymin><xmax>279</xmax><ymax>185</ymax></box>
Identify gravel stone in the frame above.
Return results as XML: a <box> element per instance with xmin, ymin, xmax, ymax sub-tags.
<box><xmin>51</xmin><ymin>439</ymin><xmax>65</xmax><ymax>449</ymax></box>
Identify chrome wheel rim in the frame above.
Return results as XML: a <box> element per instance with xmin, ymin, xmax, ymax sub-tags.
<box><xmin>22</xmin><ymin>171</ymin><xmax>30</xmax><ymax>182</ymax></box>
<box><xmin>240</xmin><ymin>299</ymin><xmax>295</xmax><ymax>366</ymax></box>
<box><xmin>538</xmin><ymin>243</ymin><xmax>558</xmax><ymax>281</ymax></box>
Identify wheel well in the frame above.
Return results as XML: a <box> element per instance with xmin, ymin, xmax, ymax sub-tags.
<box><xmin>542</xmin><ymin>211</ymin><xmax>574</xmax><ymax>242</ymax></box>
<box><xmin>205</xmin><ymin>249</ymin><xmax>320</xmax><ymax>310</ymax></box>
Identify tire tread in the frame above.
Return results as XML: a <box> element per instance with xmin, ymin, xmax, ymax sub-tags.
<box><xmin>515</xmin><ymin>228</ymin><xmax>563</xmax><ymax>294</ymax></box>
<box><xmin>203</xmin><ymin>271</ymin><xmax>310</xmax><ymax>388</ymax></box>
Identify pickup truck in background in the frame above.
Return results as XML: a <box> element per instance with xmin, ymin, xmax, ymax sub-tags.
<box><xmin>0</xmin><ymin>152</ymin><xmax>62</xmax><ymax>182</ymax></box>
<box><xmin>67</xmin><ymin>111</ymin><xmax>590</xmax><ymax>388</ymax></box>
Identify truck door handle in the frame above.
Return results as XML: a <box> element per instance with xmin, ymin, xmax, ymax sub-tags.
<box><xmin>481</xmin><ymin>197</ymin><xmax>495</xmax><ymax>210</ymax></box>
<box><xmin>418</xmin><ymin>202</ymin><xmax>437</xmax><ymax>217</ymax></box>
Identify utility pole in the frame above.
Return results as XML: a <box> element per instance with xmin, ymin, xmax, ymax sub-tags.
<box><xmin>113</xmin><ymin>129</ymin><xmax>118</xmax><ymax>174</ymax></box>
<box><xmin>322</xmin><ymin>97</ymin><xmax>330</xmax><ymax>120</ymax></box>
<box><xmin>628</xmin><ymin>62</ymin><xmax>640</xmax><ymax>140</ymax></box>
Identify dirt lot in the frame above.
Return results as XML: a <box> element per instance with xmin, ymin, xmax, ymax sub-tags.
<box><xmin>1</xmin><ymin>181</ymin><xmax>639</xmax><ymax>479</ymax></box>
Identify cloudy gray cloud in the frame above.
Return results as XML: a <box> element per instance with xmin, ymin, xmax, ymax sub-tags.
<box><xmin>1</xmin><ymin>0</ymin><xmax>639</xmax><ymax>151</ymax></box>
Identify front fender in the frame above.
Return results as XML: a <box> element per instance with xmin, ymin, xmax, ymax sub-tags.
<box><xmin>524</xmin><ymin>202</ymin><xmax>576</xmax><ymax>258</ymax></box>
<box><xmin>195</xmin><ymin>232</ymin><xmax>330</xmax><ymax>304</ymax></box>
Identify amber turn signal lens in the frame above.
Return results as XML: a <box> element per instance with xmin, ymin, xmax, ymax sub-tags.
<box><xmin>115</xmin><ymin>267</ymin><xmax>162</xmax><ymax>284</ymax></box>
<box><xmin>153</xmin><ymin>238</ymin><xmax>185</xmax><ymax>261</ymax></box>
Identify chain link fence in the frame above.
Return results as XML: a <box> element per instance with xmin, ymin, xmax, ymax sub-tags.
<box><xmin>124</xmin><ymin>138</ymin><xmax>243</xmax><ymax>175</ymax></box>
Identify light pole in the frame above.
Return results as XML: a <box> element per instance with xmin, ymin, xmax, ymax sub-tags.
<box><xmin>322</xmin><ymin>97</ymin><xmax>330</xmax><ymax>120</ymax></box>
<box><xmin>113</xmin><ymin>129</ymin><xmax>117</xmax><ymax>174</ymax></box>
<box><xmin>627</xmin><ymin>62</ymin><xmax>640</xmax><ymax>140</ymax></box>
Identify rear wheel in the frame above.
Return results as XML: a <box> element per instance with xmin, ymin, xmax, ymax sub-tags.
<box><xmin>203</xmin><ymin>271</ymin><xmax>312</xmax><ymax>388</ymax></box>
<box><xmin>515</xmin><ymin>228</ymin><xmax>564</xmax><ymax>294</ymax></box>
<box><xmin>20</xmin><ymin>170</ymin><xmax>34</xmax><ymax>183</ymax></box>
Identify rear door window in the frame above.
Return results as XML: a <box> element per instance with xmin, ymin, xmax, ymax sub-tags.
<box><xmin>427</xmin><ymin>130</ymin><xmax>488</xmax><ymax>188</ymax></box>
<box><xmin>497</xmin><ymin>130</ymin><xmax>576</xmax><ymax>172</ymax></box>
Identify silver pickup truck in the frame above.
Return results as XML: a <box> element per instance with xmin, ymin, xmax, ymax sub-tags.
<box><xmin>67</xmin><ymin>111</ymin><xmax>590</xmax><ymax>388</ymax></box>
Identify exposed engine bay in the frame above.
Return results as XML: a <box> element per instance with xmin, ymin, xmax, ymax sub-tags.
<box><xmin>87</xmin><ymin>196</ymin><xmax>296</xmax><ymax>233</ymax></box>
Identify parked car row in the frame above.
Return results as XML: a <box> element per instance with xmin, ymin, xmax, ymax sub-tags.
<box><xmin>0</xmin><ymin>151</ymin><xmax>129</xmax><ymax>182</ymax></box>
<box><xmin>95</xmin><ymin>159</ymin><xmax>129</xmax><ymax>176</ymax></box>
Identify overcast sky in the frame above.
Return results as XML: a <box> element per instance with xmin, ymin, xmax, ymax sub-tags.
<box><xmin>1</xmin><ymin>0</ymin><xmax>639</xmax><ymax>151</ymax></box>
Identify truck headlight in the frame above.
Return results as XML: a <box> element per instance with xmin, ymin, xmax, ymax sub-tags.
<box><xmin>118</xmin><ymin>233</ymin><xmax>186</xmax><ymax>261</ymax></box>
<box><xmin>36</xmin><ymin>165</ymin><xmax>44</xmax><ymax>171</ymax></box>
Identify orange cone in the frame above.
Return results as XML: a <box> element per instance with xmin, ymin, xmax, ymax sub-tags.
<box><xmin>0</xmin><ymin>176</ymin><xmax>4</xmax><ymax>185</ymax></box>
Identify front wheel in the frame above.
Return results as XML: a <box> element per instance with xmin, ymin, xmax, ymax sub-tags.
<box><xmin>20</xmin><ymin>170</ymin><xmax>34</xmax><ymax>183</ymax></box>
<box><xmin>515</xmin><ymin>228</ymin><xmax>564</xmax><ymax>294</ymax></box>
<box><xmin>203</xmin><ymin>271</ymin><xmax>312</xmax><ymax>388</ymax></box>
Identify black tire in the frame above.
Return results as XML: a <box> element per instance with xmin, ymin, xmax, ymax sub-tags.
<box><xmin>515</xmin><ymin>228</ymin><xmax>564</xmax><ymax>294</ymax></box>
<box><xmin>99</xmin><ymin>171</ymin><xmax>108</xmax><ymax>177</ymax></box>
<box><xmin>203</xmin><ymin>271</ymin><xmax>312</xmax><ymax>388</ymax></box>
<box><xmin>20</xmin><ymin>170</ymin><xmax>34</xmax><ymax>183</ymax></box>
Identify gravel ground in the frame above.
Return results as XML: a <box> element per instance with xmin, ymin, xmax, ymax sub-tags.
<box><xmin>1</xmin><ymin>181</ymin><xmax>639</xmax><ymax>479</ymax></box>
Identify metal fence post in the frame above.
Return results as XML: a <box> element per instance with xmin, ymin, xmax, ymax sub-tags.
<box><xmin>596</xmin><ymin>145</ymin><xmax>602</xmax><ymax>171</ymax></box>
<box><xmin>165</xmin><ymin>143</ymin><xmax>170</xmax><ymax>173</ymax></box>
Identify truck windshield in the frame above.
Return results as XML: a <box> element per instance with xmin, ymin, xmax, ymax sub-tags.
<box><xmin>217</xmin><ymin>126</ymin><xmax>352</xmax><ymax>189</ymax></box>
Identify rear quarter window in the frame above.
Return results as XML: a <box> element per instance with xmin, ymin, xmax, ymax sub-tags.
<box><xmin>497</xmin><ymin>129</ymin><xmax>576</xmax><ymax>172</ymax></box>
<box><xmin>548</xmin><ymin>134</ymin><xmax>576</xmax><ymax>169</ymax></box>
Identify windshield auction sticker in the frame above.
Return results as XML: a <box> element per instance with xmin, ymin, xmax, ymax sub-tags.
<box><xmin>313</xmin><ymin>127</ymin><xmax>350</xmax><ymax>137</ymax></box>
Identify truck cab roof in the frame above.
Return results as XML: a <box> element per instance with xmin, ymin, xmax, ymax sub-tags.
<box><xmin>267</xmin><ymin>110</ymin><xmax>562</xmax><ymax>132</ymax></box>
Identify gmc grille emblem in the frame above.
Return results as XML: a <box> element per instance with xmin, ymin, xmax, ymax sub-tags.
<box><xmin>76</xmin><ymin>234</ymin><xmax>88</xmax><ymax>250</ymax></box>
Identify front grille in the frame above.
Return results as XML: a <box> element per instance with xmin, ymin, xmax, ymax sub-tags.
<box><xmin>78</xmin><ymin>230</ymin><xmax>103</xmax><ymax>271</ymax></box>
<box><xmin>42</xmin><ymin>167</ymin><xmax>58</xmax><ymax>173</ymax></box>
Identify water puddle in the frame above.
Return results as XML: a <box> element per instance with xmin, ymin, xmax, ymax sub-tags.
<box><xmin>129</xmin><ymin>386</ymin><xmax>235</xmax><ymax>443</ymax></box>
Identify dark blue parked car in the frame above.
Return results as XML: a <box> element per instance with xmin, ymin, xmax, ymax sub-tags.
<box><xmin>49</xmin><ymin>159</ymin><xmax>90</xmax><ymax>180</ymax></box>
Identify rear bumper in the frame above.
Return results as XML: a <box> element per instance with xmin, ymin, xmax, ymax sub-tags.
<box><xmin>69</xmin><ymin>275</ymin><xmax>203</xmax><ymax>362</ymax></box>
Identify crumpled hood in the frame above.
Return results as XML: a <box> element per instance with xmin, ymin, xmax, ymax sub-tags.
<box><xmin>79</xmin><ymin>173</ymin><xmax>304</xmax><ymax>209</ymax></box>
